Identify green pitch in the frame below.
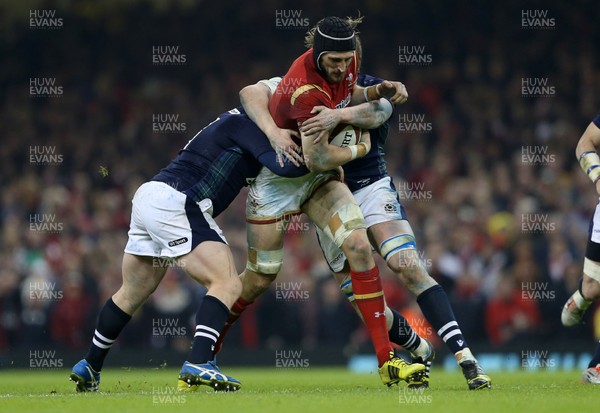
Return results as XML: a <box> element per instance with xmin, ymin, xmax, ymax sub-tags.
<box><xmin>0</xmin><ymin>367</ymin><xmax>596</xmax><ymax>413</ymax></box>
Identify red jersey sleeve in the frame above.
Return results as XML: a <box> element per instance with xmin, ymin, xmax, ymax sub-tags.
<box><xmin>289</xmin><ymin>87</ymin><xmax>334</xmax><ymax>125</ymax></box>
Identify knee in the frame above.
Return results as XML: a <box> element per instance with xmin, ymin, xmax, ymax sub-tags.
<box><xmin>243</xmin><ymin>271</ymin><xmax>275</xmax><ymax>298</ymax></box>
<box><xmin>387</xmin><ymin>250</ymin><xmax>436</xmax><ymax>294</ymax></box>
<box><xmin>387</xmin><ymin>250</ymin><xmax>420</xmax><ymax>276</ymax></box>
<box><xmin>342</xmin><ymin>231</ymin><xmax>372</xmax><ymax>262</ymax></box>
<box><xmin>229</xmin><ymin>275</ymin><xmax>243</xmax><ymax>298</ymax></box>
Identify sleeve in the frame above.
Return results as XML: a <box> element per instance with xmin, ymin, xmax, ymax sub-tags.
<box><xmin>233</xmin><ymin>120</ymin><xmax>274</xmax><ymax>159</ymax></box>
<box><xmin>593</xmin><ymin>114</ymin><xmax>600</xmax><ymax>128</ymax></box>
<box><xmin>258</xmin><ymin>77</ymin><xmax>282</xmax><ymax>94</ymax></box>
<box><xmin>289</xmin><ymin>89</ymin><xmax>333</xmax><ymax>124</ymax></box>
<box><xmin>257</xmin><ymin>152</ymin><xmax>310</xmax><ymax>178</ymax></box>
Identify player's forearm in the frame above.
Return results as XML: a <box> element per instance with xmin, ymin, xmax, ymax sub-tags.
<box><xmin>239</xmin><ymin>84</ymin><xmax>278</xmax><ymax>138</ymax></box>
<box><xmin>303</xmin><ymin>132</ymin><xmax>370</xmax><ymax>172</ymax></box>
<box><xmin>351</xmin><ymin>85</ymin><xmax>381</xmax><ymax>106</ymax></box>
<box><xmin>340</xmin><ymin>98</ymin><xmax>393</xmax><ymax>129</ymax></box>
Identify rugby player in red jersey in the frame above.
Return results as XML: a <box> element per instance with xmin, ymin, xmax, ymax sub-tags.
<box><xmin>214</xmin><ymin>16</ymin><xmax>424</xmax><ymax>386</ymax></box>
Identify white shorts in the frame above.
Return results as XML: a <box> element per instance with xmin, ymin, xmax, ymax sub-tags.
<box><xmin>316</xmin><ymin>176</ymin><xmax>407</xmax><ymax>272</ymax></box>
<box><xmin>246</xmin><ymin>167</ymin><xmax>336</xmax><ymax>223</ymax></box>
<box><xmin>124</xmin><ymin>181</ymin><xmax>226</xmax><ymax>258</ymax></box>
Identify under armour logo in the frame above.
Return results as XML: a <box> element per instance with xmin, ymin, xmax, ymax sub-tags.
<box><xmin>374</xmin><ymin>312</ymin><xmax>385</xmax><ymax>318</ymax></box>
<box><xmin>457</xmin><ymin>340</ymin><xmax>464</xmax><ymax>346</ymax></box>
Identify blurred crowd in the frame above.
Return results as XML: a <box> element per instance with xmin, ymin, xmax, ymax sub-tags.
<box><xmin>1</xmin><ymin>0</ymin><xmax>600</xmax><ymax>358</ymax></box>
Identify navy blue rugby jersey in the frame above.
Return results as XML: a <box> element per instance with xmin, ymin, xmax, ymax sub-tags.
<box><xmin>343</xmin><ymin>74</ymin><xmax>391</xmax><ymax>193</ymax></box>
<box><xmin>153</xmin><ymin>107</ymin><xmax>307</xmax><ymax>217</ymax></box>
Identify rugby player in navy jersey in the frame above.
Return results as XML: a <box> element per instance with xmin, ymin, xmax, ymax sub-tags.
<box><xmin>562</xmin><ymin>113</ymin><xmax>600</xmax><ymax>384</ymax></box>
<box><xmin>300</xmin><ymin>73</ymin><xmax>491</xmax><ymax>390</ymax></box>
<box><xmin>69</xmin><ymin>106</ymin><xmax>309</xmax><ymax>393</ymax></box>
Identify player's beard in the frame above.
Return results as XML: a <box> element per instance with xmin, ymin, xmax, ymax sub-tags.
<box><xmin>325</xmin><ymin>70</ymin><xmax>345</xmax><ymax>83</ymax></box>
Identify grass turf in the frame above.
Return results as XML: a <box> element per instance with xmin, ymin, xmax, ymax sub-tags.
<box><xmin>0</xmin><ymin>367</ymin><xmax>596</xmax><ymax>413</ymax></box>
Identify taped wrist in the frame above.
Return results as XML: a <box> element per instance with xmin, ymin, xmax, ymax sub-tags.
<box><xmin>579</xmin><ymin>151</ymin><xmax>600</xmax><ymax>183</ymax></box>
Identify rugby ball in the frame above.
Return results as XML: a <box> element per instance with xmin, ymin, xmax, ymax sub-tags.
<box><xmin>329</xmin><ymin>124</ymin><xmax>361</xmax><ymax>147</ymax></box>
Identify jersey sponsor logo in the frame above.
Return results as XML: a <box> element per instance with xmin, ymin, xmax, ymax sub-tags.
<box><xmin>374</xmin><ymin>312</ymin><xmax>385</xmax><ymax>318</ymax></box>
<box><xmin>168</xmin><ymin>237</ymin><xmax>188</xmax><ymax>247</ymax></box>
<box><xmin>335</xmin><ymin>92</ymin><xmax>352</xmax><ymax>109</ymax></box>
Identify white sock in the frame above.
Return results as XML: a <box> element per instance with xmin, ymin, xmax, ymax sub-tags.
<box><xmin>573</xmin><ymin>290</ymin><xmax>592</xmax><ymax>310</ymax></box>
<box><xmin>455</xmin><ymin>347</ymin><xmax>475</xmax><ymax>364</ymax></box>
<box><xmin>412</xmin><ymin>339</ymin><xmax>431</xmax><ymax>359</ymax></box>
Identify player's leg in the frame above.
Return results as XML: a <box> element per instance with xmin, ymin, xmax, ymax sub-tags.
<box><xmin>302</xmin><ymin>180</ymin><xmax>425</xmax><ymax>385</ymax></box>
<box><xmin>70</xmin><ymin>182</ymin><xmax>174</xmax><ymax>392</ymax></box>
<box><xmin>70</xmin><ymin>253</ymin><xmax>166</xmax><ymax>392</ymax></box>
<box><xmin>330</xmin><ymin>267</ymin><xmax>434</xmax><ymax>389</ymax></box>
<box><xmin>213</xmin><ymin>220</ymin><xmax>285</xmax><ymax>356</ymax></box>
<box><xmin>177</xmin><ymin>239</ymin><xmax>243</xmax><ymax>392</ymax></box>
<box><xmin>213</xmin><ymin>167</ymin><xmax>326</xmax><ymax>357</ymax></box>
<box><xmin>317</xmin><ymin>225</ymin><xmax>430</xmax><ymax>360</ymax></box>
<box><xmin>562</xmin><ymin>202</ymin><xmax>600</xmax><ymax>326</ymax></box>
<box><xmin>562</xmin><ymin>272</ymin><xmax>600</xmax><ymax>326</ymax></box>
<box><xmin>370</xmin><ymin>219</ymin><xmax>490</xmax><ymax>389</ymax></box>
<box><xmin>561</xmin><ymin>229</ymin><xmax>600</xmax><ymax>384</ymax></box>
<box><xmin>582</xmin><ymin>340</ymin><xmax>600</xmax><ymax>384</ymax></box>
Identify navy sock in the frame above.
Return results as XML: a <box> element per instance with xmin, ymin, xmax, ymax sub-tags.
<box><xmin>389</xmin><ymin>308</ymin><xmax>422</xmax><ymax>352</ymax></box>
<box><xmin>589</xmin><ymin>340</ymin><xmax>600</xmax><ymax>368</ymax></box>
<box><xmin>188</xmin><ymin>295</ymin><xmax>229</xmax><ymax>364</ymax></box>
<box><xmin>417</xmin><ymin>285</ymin><xmax>468</xmax><ymax>354</ymax></box>
<box><xmin>85</xmin><ymin>298</ymin><xmax>132</xmax><ymax>372</ymax></box>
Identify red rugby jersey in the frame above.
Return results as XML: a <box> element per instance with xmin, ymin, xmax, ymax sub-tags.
<box><xmin>269</xmin><ymin>48</ymin><xmax>358</xmax><ymax>130</ymax></box>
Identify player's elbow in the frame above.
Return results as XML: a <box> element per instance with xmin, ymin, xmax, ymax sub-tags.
<box><xmin>373</xmin><ymin>99</ymin><xmax>393</xmax><ymax>125</ymax></box>
<box><xmin>304</xmin><ymin>154</ymin><xmax>329</xmax><ymax>173</ymax></box>
<box><xmin>239</xmin><ymin>85</ymin><xmax>252</xmax><ymax>104</ymax></box>
<box><xmin>304</xmin><ymin>158</ymin><xmax>325</xmax><ymax>173</ymax></box>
